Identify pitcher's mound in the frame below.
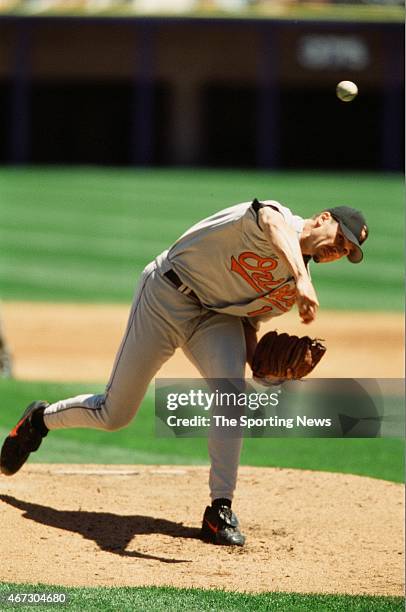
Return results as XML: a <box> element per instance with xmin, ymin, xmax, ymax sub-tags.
<box><xmin>0</xmin><ymin>465</ymin><xmax>403</xmax><ymax>595</ymax></box>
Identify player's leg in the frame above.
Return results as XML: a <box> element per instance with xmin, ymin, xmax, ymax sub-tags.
<box><xmin>37</xmin><ymin>265</ymin><xmax>179</xmax><ymax>432</ymax></box>
<box><xmin>0</xmin><ymin>266</ymin><xmax>201</xmax><ymax>475</ymax></box>
<box><xmin>183</xmin><ymin>313</ymin><xmax>247</xmax><ymax>545</ymax></box>
<box><xmin>42</xmin><ymin>268</ymin><xmax>179</xmax><ymax>432</ymax></box>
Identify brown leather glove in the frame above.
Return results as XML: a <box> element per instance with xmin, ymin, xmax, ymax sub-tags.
<box><xmin>252</xmin><ymin>331</ymin><xmax>326</xmax><ymax>385</ymax></box>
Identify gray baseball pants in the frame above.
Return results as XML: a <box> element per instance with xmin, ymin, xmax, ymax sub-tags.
<box><xmin>43</xmin><ymin>261</ymin><xmax>247</xmax><ymax>502</ymax></box>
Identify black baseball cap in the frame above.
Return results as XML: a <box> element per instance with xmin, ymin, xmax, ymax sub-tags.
<box><xmin>326</xmin><ymin>206</ymin><xmax>368</xmax><ymax>263</ymax></box>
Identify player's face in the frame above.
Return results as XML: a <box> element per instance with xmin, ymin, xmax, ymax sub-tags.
<box><xmin>311</xmin><ymin>217</ymin><xmax>354</xmax><ymax>264</ymax></box>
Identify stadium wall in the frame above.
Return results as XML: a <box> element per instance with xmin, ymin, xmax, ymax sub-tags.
<box><xmin>0</xmin><ymin>16</ymin><xmax>403</xmax><ymax>169</ymax></box>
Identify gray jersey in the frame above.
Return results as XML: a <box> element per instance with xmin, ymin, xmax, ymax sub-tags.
<box><xmin>155</xmin><ymin>199</ymin><xmax>305</xmax><ymax>322</ymax></box>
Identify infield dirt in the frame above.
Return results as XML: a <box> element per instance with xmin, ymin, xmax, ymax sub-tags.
<box><xmin>0</xmin><ymin>303</ymin><xmax>404</xmax><ymax>595</ymax></box>
<box><xmin>0</xmin><ymin>465</ymin><xmax>404</xmax><ymax>595</ymax></box>
<box><xmin>2</xmin><ymin>302</ymin><xmax>404</xmax><ymax>381</ymax></box>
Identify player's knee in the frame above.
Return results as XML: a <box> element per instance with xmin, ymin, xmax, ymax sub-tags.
<box><xmin>101</xmin><ymin>411</ymin><xmax>133</xmax><ymax>432</ymax></box>
<box><xmin>102</xmin><ymin>421</ymin><xmax>123</xmax><ymax>432</ymax></box>
<box><xmin>98</xmin><ymin>393</ymin><xmax>140</xmax><ymax>431</ymax></box>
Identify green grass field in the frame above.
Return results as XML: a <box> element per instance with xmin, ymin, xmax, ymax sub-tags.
<box><xmin>0</xmin><ymin>380</ymin><xmax>403</xmax><ymax>482</ymax></box>
<box><xmin>0</xmin><ymin>583</ymin><xmax>403</xmax><ymax>612</ymax></box>
<box><xmin>0</xmin><ymin>167</ymin><xmax>403</xmax><ymax>310</ymax></box>
<box><xmin>0</xmin><ymin>168</ymin><xmax>403</xmax><ymax>610</ymax></box>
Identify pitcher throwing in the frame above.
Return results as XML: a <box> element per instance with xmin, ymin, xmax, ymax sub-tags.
<box><xmin>1</xmin><ymin>199</ymin><xmax>368</xmax><ymax>546</ymax></box>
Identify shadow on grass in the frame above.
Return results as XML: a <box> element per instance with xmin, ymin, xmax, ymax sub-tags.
<box><xmin>0</xmin><ymin>494</ymin><xmax>200</xmax><ymax>564</ymax></box>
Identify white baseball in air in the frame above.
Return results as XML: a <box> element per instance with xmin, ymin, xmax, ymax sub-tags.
<box><xmin>336</xmin><ymin>80</ymin><xmax>358</xmax><ymax>102</ymax></box>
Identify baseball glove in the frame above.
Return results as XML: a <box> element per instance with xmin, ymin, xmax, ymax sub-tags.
<box><xmin>252</xmin><ymin>331</ymin><xmax>326</xmax><ymax>385</ymax></box>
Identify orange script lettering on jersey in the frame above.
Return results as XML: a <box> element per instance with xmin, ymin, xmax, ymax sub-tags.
<box><xmin>230</xmin><ymin>251</ymin><xmax>296</xmax><ymax>316</ymax></box>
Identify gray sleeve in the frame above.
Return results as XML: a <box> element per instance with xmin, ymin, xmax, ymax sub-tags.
<box><xmin>251</xmin><ymin>199</ymin><xmax>285</xmax><ymax>228</ymax></box>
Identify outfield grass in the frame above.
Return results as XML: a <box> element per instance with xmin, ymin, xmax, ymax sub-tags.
<box><xmin>0</xmin><ymin>167</ymin><xmax>403</xmax><ymax>310</ymax></box>
<box><xmin>0</xmin><ymin>583</ymin><xmax>403</xmax><ymax>612</ymax></box>
<box><xmin>0</xmin><ymin>380</ymin><xmax>403</xmax><ymax>482</ymax></box>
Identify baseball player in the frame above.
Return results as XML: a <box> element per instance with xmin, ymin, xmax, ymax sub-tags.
<box><xmin>0</xmin><ymin>312</ymin><xmax>13</xmax><ymax>378</ymax></box>
<box><xmin>0</xmin><ymin>200</ymin><xmax>368</xmax><ymax>546</ymax></box>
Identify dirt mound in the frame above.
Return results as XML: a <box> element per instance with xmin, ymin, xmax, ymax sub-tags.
<box><xmin>0</xmin><ymin>464</ymin><xmax>403</xmax><ymax>595</ymax></box>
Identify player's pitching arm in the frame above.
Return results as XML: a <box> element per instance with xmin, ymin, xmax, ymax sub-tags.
<box><xmin>258</xmin><ymin>207</ymin><xmax>319</xmax><ymax>324</ymax></box>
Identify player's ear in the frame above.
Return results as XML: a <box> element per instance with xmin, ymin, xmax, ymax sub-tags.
<box><xmin>315</xmin><ymin>211</ymin><xmax>332</xmax><ymax>226</ymax></box>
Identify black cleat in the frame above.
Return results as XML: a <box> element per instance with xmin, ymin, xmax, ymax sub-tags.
<box><xmin>0</xmin><ymin>401</ymin><xmax>49</xmax><ymax>476</ymax></box>
<box><xmin>201</xmin><ymin>504</ymin><xmax>246</xmax><ymax>546</ymax></box>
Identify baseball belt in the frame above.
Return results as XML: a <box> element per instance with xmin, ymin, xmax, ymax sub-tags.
<box><xmin>164</xmin><ymin>269</ymin><xmax>199</xmax><ymax>301</ymax></box>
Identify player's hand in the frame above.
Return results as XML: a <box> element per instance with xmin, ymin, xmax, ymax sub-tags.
<box><xmin>295</xmin><ymin>276</ymin><xmax>319</xmax><ymax>324</ymax></box>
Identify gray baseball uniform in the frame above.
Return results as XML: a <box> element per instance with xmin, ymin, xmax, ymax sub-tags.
<box><xmin>43</xmin><ymin>199</ymin><xmax>304</xmax><ymax>501</ymax></box>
